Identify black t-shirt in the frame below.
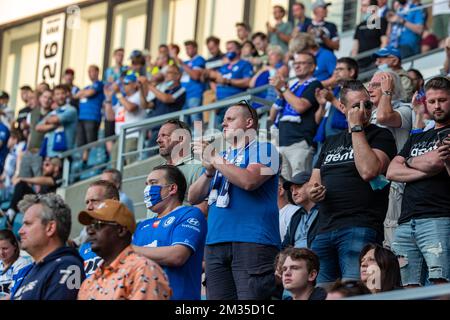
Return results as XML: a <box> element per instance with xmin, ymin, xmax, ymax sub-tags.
<box><xmin>279</xmin><ymin>80</ymin><xmax>323</xmax><ymax>147</ymax></box>
<box><xmin>314</xmin><ymin>124</ymin><xmax>397</xmax><ymax>234</ymax></box>
<box><xmin>353</xmin><ymin>17</ymin><xmax>388</xmax><ymax>68</ymax></box>
<box><xmin>17</xmin><ymin>106</ymin><xmax>31</xmax><ymax>123</ymax></box>
<box><xmin>398</xmin><ymin>125</ymin><xmax>450</xmax><ymax>224</ymax></box>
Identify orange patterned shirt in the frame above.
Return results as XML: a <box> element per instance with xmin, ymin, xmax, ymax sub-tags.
<box><xmin>77</xmin><ymin>246</ymin><xmax>172</xmax><ymax>300</ymax></box>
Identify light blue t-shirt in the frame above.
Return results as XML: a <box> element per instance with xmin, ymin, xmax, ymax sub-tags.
<box><xmin>43</xmin><ymin>104</ymin><xmax>78</xmax><ymax>158</ymax></box>
<box><xmin>398</xmin><ymin>3</ymin><xmax>424</xmax><ymax>49</ymax></box>
<box><xmin>206</xmin><ymin>141</ymin><xmax>281</xmax><ymax>247</ymax></box>
<box><xmin>78</xmin><ymin>80</ymin><xmax>104</xmax><ymax>122</ymax></box>
<box><xmin>216</xmin><ymin>60</ymin><xmax>253</xmax><ymax>100</ymax></box>
<box><xmin>132</xmin><ymin>206</ymin><xmax>207</xmax><ymax>300</ymax></box>
<box><xmin>181</xmin><ymin>55</ymin><xmax>206</xmax><ymax>99</ymax></box>
<box><xmin>314</xmin><ymin>47</ymin><xmax>336</xmax><ymax>81</ymax></box>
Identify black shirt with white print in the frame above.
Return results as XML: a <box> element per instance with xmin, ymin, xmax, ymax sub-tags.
<box><xmin>314</xmin><ymin>124</ymin><xmax>397</xmax><ymax>235</ymax></box>
<box><xmin>398</xmin><ymin>125</ymin><xmax>450</xmax><ymax>224</ymax></box>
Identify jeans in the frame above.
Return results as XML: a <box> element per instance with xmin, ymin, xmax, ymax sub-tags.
<box><xmin>392</xmin><ymin>218</ymin><xmax>450</xmax><ymax>286</ymax></box>
<box><xmin>205</xmin><ymin>242</ymin><xmax>279</xmax><ymax>300</ymax></box>
<box><xmin>311</xmin><ymin>226</ymin><xmax>381</xmax><ymax>285</ymax></box>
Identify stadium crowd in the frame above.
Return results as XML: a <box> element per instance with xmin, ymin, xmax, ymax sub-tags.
<box><xmin>1</xmin><ymin>0</ymin><xmax>450</xmax><ymax>300</ymax></box>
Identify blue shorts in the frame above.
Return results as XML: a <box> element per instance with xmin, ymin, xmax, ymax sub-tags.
<box><xmin>392</xmin><ymin>218</ymin><xmax>450</xmax><ymax>286</ymax></box>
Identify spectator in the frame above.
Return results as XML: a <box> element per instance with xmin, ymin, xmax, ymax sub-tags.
<box><xmin>128</xmin><ymin>50</ymin><xmax>146</xmax><ymax>77</ymax></box>
<box><xmin>105</xmin><ymin>74</ymin><xmax>146</xmax><ymax>165</ymax></box>
<box><xmin>309</xmin><ymin>80</ymin><xmax>397</xmax><ymax>285</ymax></box>
<box><xmin>77</xmin><ymin>200</ymin><xmax>171</xmax><ymax>300</ymax></box>
<box><xmin>386</xmin><ymin>0</ymin><xmax>425</xmax><ymax>58</ymax></box>
<box><xmin>407</xmin><ymin>68</ymin><xmax>425</xmax><ymax>94</ymax></box>
<box><xmin>251</xmin><ymin>32</ymin><xmax>269</xmax><ymax>67</ymax></box>
<box><xmin>74</xmin><ymin>65</ymin><xmax>104</xmax><ymax>167</ymax></box>
<box><xmin>101</xmin><ymin>169</ymin><xmax>134</xmax><ymax>215</ymax></box>
<box><xmin>10</xmin><ymin>194</ymin><xmax>85</xmax><ymax>300</ymax></box>
<box><xmin>62</xmin><ymin>68</ymin><xmax>80</xmax><ymax>108</ymax></box>
<box><xmin>235</xmin><ymin>22</ymin><xmax>251</xmax><ymax>43</ymax></box>
<box><xmin>0</xmin><ymin>91</ymin><xmax>13</xmax><ymax>129</ymax></box>
<box><xmin>168</xmin><ymin>44</ymin><xmax>181</xmax><ymax>63</ymax></box>
<box><xmin>36</xmin><ymin>82</ymin><xmax>50</xmax><ymax>95</ymax></box>
<box><xmin>386</xmin><ymin>76</ymin><xmax>450</xmax><ymax>287</ymax></box>
<box><xmin>281</xmin><ymin>247</ymin><xmax>327</xmax><ymax>300</ymax></box>
<box><xmin>431</xmin><ymin>0</ymin><xmax>450</xmax><ymax>46</ymax></box>
<box><xmin>188</xmin><ymin>102</ymin><xmax>280</xmax><ymax>300</ymax></box>
<box><xmin>377</xmin><ymin>0</ymin><xmax>389</xmax><ymax>18</ymax></box>
<box><xmin>133</xmin><ymin>165</ymin><xmax>206</xmax><ymax>300</ymax></box>
<box><xmin>36</xmin><ymin>84</ymin><xmax>78</xmax><ymax>158</ymax></box>
<box><xmin>16</xmin><ymin>86</ymin><xmax>33</xmax><ymax>129</ymax></box>
<box><xmin>267</xmin><ymin>5</ymin><xmax>293</xmax><ymax>53</ymax></box>
<box><xmin>326</xmin><ymin>279</ymin><xmax>371</xmax><ymax>299</ymax></box>
<box><xmin>352</xmin><ymin>0</ymin><xmax>388</xmax><ymax>70</ymax></box>
<box><xmin>308</xmin><ymin>0</ymin><xmax>340</xmax><ymax>52</ymax></box>
<box><xmin>444</xmin><ymin>37</ymin><xmax>450</xmax><ymax>76</ymax></box>
<box><xmin>172</xmin><ymin>40</ymin><xmax>206</xmax><ymax>124</ymax></box>
<box><xmin>77</xmin><ymin>180</ymin><xmax>120</xmax><ymax>276</ymax></box>
<box><xmin>277</xmin><ymin>176</ymin><xmax>299</xmax><ymax>241</ymax></box>
<box><xmin>205</xmin><ymin>36</ymin><xmax>225</xmax><ymax>70</ymax></box>
<box><xmin>6</xmin><ymin>157</ymin><xmax>62</xmax><ymax>223</ymax></box>
<box><xmin>0</xmin><ymin>119</ymin><xmax>10</xmax><ymax>176</ymax></box>
<box><xmin>16</xmin><ymin>89</ymin><xmax>38</xmax><ymax>141</ymax></box>
<box><xmin>241</xmin><ymin>40</ymin><xmax>260</xmax><ymax>71</ymax></box>
<box><xmin>205</xmin><ymin>40</ymin><xmax>253</xmax><ymax>125</ymax></box>
<box><xmin>0</xmin><ymin>129</ymin><xmax>26</xmax><ymax>204</ymax></box>
<box><xmin>17</xmin><ymin>89</ymin><xmax>53</xmax><ymax>180</ymax></box>
<box><xmin>291</xmin><ymin>2</ymin><xmax>312</xmax><ymax>36</ymax></box>
<box><xmin>105</xmin><ymin>48</ymin><xmax>127</xmax><ymax>83</ymax></box>
<box><xmin>421</xmin><ymin>29</ymin><xmax>439</xmax><ymax>53</ymax></box>
<box><xmin>270</xmin><ymin>51</ymin><xmax>323</xmax><ymax>179</ymax></box>
<box><xmin>0</xmin><ymin>230</ymin><xmax>31</xmax><ymax>297</ymax></box>
<box><xmin>281</xmin><ymin>172</ymin><xmax>319</xmax><ymax>249</ymax></box>
<box><xmin>359</xmin><ymin>243</ymin><xmax>402</xmax><ymax>293</ymax></box>
<box><xmin>367</xmin><ymin>71</ymin><xmax>412</xmax><ymax>248</ymax></box>
<box><xmin>373</xmin><ymin>46</ymin><xmax>414</xmax><ymax>101</ymax></box>
<box><xmin>150</xmin><ymin>53</ymin><xmax>172</xmax><ymax>84</ymax></box>
<box><xmin>314</xmin><ymin>57</ymin><xmax>359</xmax><ymax>149</ymax></box>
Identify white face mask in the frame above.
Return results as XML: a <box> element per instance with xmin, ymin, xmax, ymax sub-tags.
<box><xmin>165</xmin><ymin>80</ymin><xmax>174</xmax><ymax>88</ymax></box>
<box><xmin>377</xmin><ymin>63</ymin><xmax>390</xmax><ymax>72</ymax></box>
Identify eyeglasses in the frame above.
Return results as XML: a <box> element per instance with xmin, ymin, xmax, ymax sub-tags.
<box><xmin>87</xmin><ymin>220</ymin><xmax>120</xmax><ymax>231</ymax></box>
<box><xmin>351</xmin><ymin>100</ymin><xmax>374</xmax><ymax>109</ymax></box>
<box><xmin>367</xmin><ymin>82</ymin><xmax>381</xmax><ymax>89</ymax></box>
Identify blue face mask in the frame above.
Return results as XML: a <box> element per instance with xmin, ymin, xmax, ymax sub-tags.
<box><xmin>226</xmin><ymin>51</ymin><xmax>237</xmax><ymax>61</ymax></box>
<box><xmin>143</xmin><ymin>185</ymin><xmax>170</xmax><ymax>209</ymax></box>
<box><xmin>377</xmin><ymin>63</ymin><xmax>390</xmax><ymax>72</ymax></box>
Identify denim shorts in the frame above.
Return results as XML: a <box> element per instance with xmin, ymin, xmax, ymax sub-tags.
<box><xmin>392</xmin><ymin>218</ymin><xmax>450</xmax><ymax>286</ymax></box>
<box><xmin>311</xmin><ymin>226</ymin><xmax>381</xmax><ymax>285</ymax></box>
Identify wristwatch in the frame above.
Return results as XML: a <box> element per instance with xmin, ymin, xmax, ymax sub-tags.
<box><xmin>280</xmin><ymin>85</ymin><xmax>288</xmax><ymax>93</ymax></box>
<box><xmin>351</xmin><ymin>125</ymin><xmax>364</xmax><ymax>133</ymax></box>
<box><xmin>382</xmin><ymin>90</ymin><xmax>393</xmax><ymax>97</ymax></box>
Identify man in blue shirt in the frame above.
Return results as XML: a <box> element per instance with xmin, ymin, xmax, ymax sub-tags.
<box><xmin>0</xmin><ymin>121</ymin><xmax>10</xmax><ymax>175</ymax></box>
<box><xmin>35</xmin><ymin>85</ymin><xmax>78</xmax><ymax>158</ymax></box>
<box><xmin>133</xmin><ymin>165</ymin><xmax>206</xmax><ymax>300</ymax></box>
<box><xmin>10</xmin><ymin>194</ymin><xmax>85</xmax><ymax>300</ymax></box>
<box><xmin>205</xmin><ymin>40</ymin><xmax>254</xmax><ymax>126</ymax></box>
<box><xmin>189</xmin><ymin>102</ymin><xmax>281</xmax><ymax>300</ymax></box>
<box><xmin>74</xmin><ymin>65</ymin><xmax>104</xmax><ymax>166</ymax></box>
<box><xmin>172</xmin><ymin>40</ymin><xmax>206</xmax><ymax>124</ymax></box>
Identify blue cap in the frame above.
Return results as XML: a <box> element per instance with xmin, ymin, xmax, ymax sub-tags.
<box><xmin>129</xmin><ymin>49</ymin><xmax>142</xmax><ymax>59</ymax></box>
<box><xmin>123</xmin><ymin>74</ymin><xmax>137</xmax><ymax>84</ymax></box>
<box><xmin>372</xmin><ymin>46</ymin><xmax>401</xmax><ymax>60</ymax></box>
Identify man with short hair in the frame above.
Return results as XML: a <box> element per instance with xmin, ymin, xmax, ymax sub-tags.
<box><xmin>308</xmin><ymin>0</ymin><xmax>340</xmax><ymax>52</ymax></box>
<box><xmin>74</xmin><ymin>65</ymin><xmax>105</xmax><ymax>166</ymax></box>
<box><xmin>10</xmin><ymin>194</ymin><xmax>85</xmax><ymax>300</ymax></box>
<box><xmin>373</xmin><ymin>46</ymin><xmax>414</xmax><ymax>101</ymax></box>
<box><xmin>62</xmin><ymin>68</ymin><xmax>80</xmax><ymax>108</ymax></box>
<box><xmin>101</xmin><ymin>169</ymin><xmax>134</xmax><ymax>214</ymax></box>
<box><xmin>291</xmin><ymin>2</ymin><xmax>312</xmax><ymax>36</ymax></box>
<box><xmin>277</xmin><ymin>176</ymin><xmax>299</xmax><ymax>241</ymax></box>
<box><xmin>270</xmin><ymin>51</ymin><xmax>323</xmax><ymax>179</ymax></box>
<box><xmin>251</xmin><ymin>32</ymin><xmax>269</xmax><ymax>68</ymax></box>
<box><xmin>35</xmin><ymin>85</ymin><xmax>78</xmax><ymax>158</ymax></box>
<box><xmin>309</xmin><ymin>80</ymin><xmax>397</xmax><ymax>285</ymax></box>
<box><xmin>0</xmin><ymin>91</ymin><xmax>13</xmax><ymax>129</ymax></box>
<box><xmin>281</xmin><ymin>247</ymin><xmax>327</xmax><ymax>300</ymax></box>
<box><xmin>267</xmin><ymin>5</ymin><xmax>293</xmax><ymax>53</ymax></box>
<box><xmin>188</xmin><ymin>103</ymin><xmax>280</xmax><ymax>300</ymax></box>
<box><xmin>172</xmin><ymin>40</ymin><xmax>206</xmax><ymax>123</ymax></box>
<box><xmin>77</xmin><ymin>200</ymin><xmax>172</xmax><ymax>300</ymax></box>
<box><xmin>235</xmin><ymin>22</ymin><xmax>251</xmax><ymax>43</ymax></box>
<box><xmin>16</xmin><ymin>86</ymin><xmax>34</xmax><ymax>128</ymax></box>
<box><xmin>387</xmin><ymin>76</ymin><xmax>450</xmax><ymax>287</ymax></box>
<box><xmin>133</xmin><ymin>165</ymin><xmax>206</xmax><ymax>300</ymax></box>
<box><xmin>105</xmin><ymin>48</ymin><xmax>127</xmax><ymax>83</ymax></box>
<box><xmin>205</xmin><ymin>36</ymin><xmax>225</xmax><ymax>71</ymax></box>
<box><xmin>281</xmin><ymin>172</ymin><xmax>319</xmax><ymax>249</ymax></box>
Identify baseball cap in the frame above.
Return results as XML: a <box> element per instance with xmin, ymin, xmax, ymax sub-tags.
<box><xmin>372</xmin><ymin>46</ymin><xmax>401</xmax><ymax>60</ymax></box>
<box><xmin>0</xmin><ymin>91</ymin><xmax>9</xmax><ymax>100</ymax></box>
<box><xmin>312</xmin><ymin>0</ymin><xmax>331</xmax><ymax>10</ymax></box>
<box><xmin>123</xmin><ymin>74</ymin><xmax>137</xmax><ymax>84</ymax></box>
<box><xmin>78</xmin><ymin>199</ymin><xmax>136</xmax><ymax>233</ymax></box>
<box><xmin>282</xmin><ymin>172</ymin><xmax>312</xmax><ymax>190</ymax></box>
<box><xmin>129</xmin><ymin>49</ymin><xmax>142</xmax><ymax>59</ymax></box>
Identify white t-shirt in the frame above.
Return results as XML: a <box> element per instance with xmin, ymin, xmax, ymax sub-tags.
<box><xmin>113</xmin><ymin>91</ymin><xmax>147</xmax><ymax>138</ymax></box>
<box><xmin>432</xmin><ymin>0</ymin><xmax>450</xmax><ymax>15</ymax></box>
<box><xmin>279</xmin><ymin>203</ymin><xmax>300</xmax><ymax>241</ymax></box>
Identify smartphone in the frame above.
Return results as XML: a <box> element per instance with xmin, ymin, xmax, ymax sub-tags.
<box><xmin>437</xmin><ymin>128</ymin><xmax>450</xmax><ymax>143</ymax></box>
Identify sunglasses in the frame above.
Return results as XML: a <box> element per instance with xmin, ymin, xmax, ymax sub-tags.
<box><xmin>87</xmin><ymin>220</ymin><xmax>120</xmax><ymax>231</ymax></box>
<box><xmin>351</xmin><ymin>100</ymin><xmax>374</xmax><ymax>110</ymax></box>
<box><xmin>238</xmin><ymin>99</ymin><xmax>256</xmax><ymax>119</ymax></box>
